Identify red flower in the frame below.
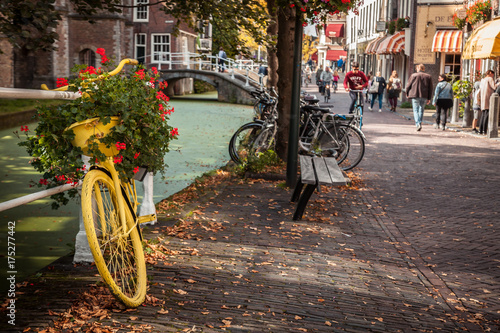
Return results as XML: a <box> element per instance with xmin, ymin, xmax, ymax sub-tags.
<box><xmin>39</xmin><ymin>179</ymin><xmax>48</xmax><ymax>185</ymax></box>
<box><xmin>134</xmin><ymin>69</ymin><xmax>146</xmax><ymax>80</ymax></box>
<box><xmin>101</xmin><ymin>55</ymin><xmax>110</xmax><ymax>65</ymax></box>
<box><xmin>159</xmin><ymin>81</ymin><xmax>168</xmax><ymax>89</ymax></box>
<box><xmin>152</xmin><ymin>67</ymin><xmax>158</xmax><ymax>75</ymax></box>
<box><xmin>113</xmin><ymin>155</ymin><xmax>123</xmax><ymax>164</ymax></box>
<box><xmin>156</xmin><ymin>91</ymin><xmax>169</xmax><ymax>102</ymax></box>
<box><xmin>20</xmin><ymin>125</ymin><xmax>29</xmax><ymax>132</ymax></box>
<box><xmin>115</xmin><ymin>142</ymin><xmax>126</xmax><ymax>151</ymax></box>
<box><xmin>170</xmin><ymin>128</ymin><xmax>179</xmax><ymax>137</ymax></box>
<box><xmin>56</xmin><ymin>78</ymin><xmax>68</xmax><ymax>87</ymax></box>
<box><xmin>96</xmin><ymin>48</ymin><xmax>106</xmax><ymax>56</ymax></box>
<box><xmin>134</xmin><ymin>152</ymin><xmax>140</xmax><ymax>159</ymax></box>
<box><xmin>133</xmin><ymin>166</ymin><xmax>140</xmax><ymax>174</ymax></box>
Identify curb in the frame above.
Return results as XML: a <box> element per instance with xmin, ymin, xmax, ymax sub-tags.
<box><xmin>0</xmin><ymin>109</ymin><xmax>37</xmax><ymax>131</ymax></box>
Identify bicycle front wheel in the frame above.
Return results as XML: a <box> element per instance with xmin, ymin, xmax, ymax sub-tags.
<box><xmin>229</xmin><ymin>122</ymin><xmax>264</xmax><ymax>164</ymax></box>
<box><xmin>319</xmin><ymin>124</ymin><xmax>365</xmax><ymax>171</ymax></box>
<box><xmin>81</xmin><ymin>169</ymin><xmax>147</xmax><ymax>307</ymax></box>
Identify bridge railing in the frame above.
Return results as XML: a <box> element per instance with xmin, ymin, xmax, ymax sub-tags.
<box><xmin>152</xmin><ymin>52</ymin><xmax>267</xmax><ymax>88</ymax></box>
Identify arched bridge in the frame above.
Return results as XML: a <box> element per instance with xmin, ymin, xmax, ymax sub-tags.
<box><xmin>160</xmin><ymin>69</ymin><xmax>258</xmax><ymax>105</ymax></box>
<box><xmin>156</xmin><ymin>52</ymin><xmax>266</xmax><ymax>105</ymax></box>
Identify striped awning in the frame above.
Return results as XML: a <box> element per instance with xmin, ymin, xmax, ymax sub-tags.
<box><xmin>432</xmin><ymin>30</ymin><xmax>462</xmax><ymax>53</ymax></box>
<box><xmin>382</xmin><ymin>31</ymin><xmax>405</xmax><ymax>54</ymax></box>
<box><xmin>390</xmin><ymin>32</ymin><xmax>405</xmax><ymax>54</ymax></box>
<box><xmin>366</xmin><ymin>37</ymin><xmax>384</xmax><ymax>54</ymax></box>
<box><xmin>326</xmin><ymin>49</ymin><xmax>347</xmax><ymax>61</ymax></box>
<box><xmin>376</xmin><ymin>35</ymin><xmax>395</xmax><ymax>54</ymax></box>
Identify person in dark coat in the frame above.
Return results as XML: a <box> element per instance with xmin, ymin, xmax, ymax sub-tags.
<box><xmin>368</xmin><ymin>71</ymin><xmax>387</xmax><ymax>112</ymax></box>
<box><xmin>405</xmin><ymin>64</ymin><xmax>433</xmax><ymax>131</ymax></box>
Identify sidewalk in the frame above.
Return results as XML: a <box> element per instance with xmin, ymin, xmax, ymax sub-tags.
<box><xmin>2</xmin><ymin>83</ymin><xmax>500</xmax><ymax>332</ymax></box>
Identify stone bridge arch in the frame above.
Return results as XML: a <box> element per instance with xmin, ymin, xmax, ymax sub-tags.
<box><xmin>159</xmin><ymin>69</ymin><xmax>256</xmax><ymax>105</ymax></box>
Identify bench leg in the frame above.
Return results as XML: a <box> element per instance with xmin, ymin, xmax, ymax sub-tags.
<box><xmin>292</xmin><ymin>184</ymin><xmax>316</xmax><ymax>221</ymax></box>
<box><xmin>290</xmin><ymin>179</ymin><xmax>304</xmax><ymax>203</ymax></box>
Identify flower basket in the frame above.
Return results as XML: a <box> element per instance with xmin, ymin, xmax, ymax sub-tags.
<box><xmin>466</xmin><ymin>0</ymin><xmax>491</xmax><ymax>26</ymax></box>
<box><xmin>66</xmin><ymin>117</ymin><xmax>120</xmax><ymax>157</ymax></box>
<box><xmin>18</xmin><ymin>50</ymin><xmax>178</xmax><ymax>209</ymax></box>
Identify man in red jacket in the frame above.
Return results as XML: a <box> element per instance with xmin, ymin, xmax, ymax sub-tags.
<box><xmin>343</xmin><ymin>62</ymin><xmax>369</xmax><ymax>114</ymax></box>
<box><xmin>405</xmin><ymin>64</ymin><xmax>433</xmax><ymax>131</ymax></box>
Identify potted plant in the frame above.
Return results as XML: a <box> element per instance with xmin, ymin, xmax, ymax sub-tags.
<box><xmin>466</xmin><ymin>0</ymin><xmax>491</xmax><ymax>26</ymax></box>
<box><xmin>18</xmin><ymin>48</ymin><xmax>178</xmax><ymax>208</ymax></box>
<box><xmin>452</xmin><ymin>12</ymin><xmax>467</xmax><ymax>30</ymax></box>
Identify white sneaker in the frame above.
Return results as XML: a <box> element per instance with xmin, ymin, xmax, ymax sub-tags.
<box><xmin>433</xmin><ymin>123</ymin><xmax>438</xmax><ymax>129</ymax></box>
<box><xmin>368</xmin><ymin>107</ymin><xmax>372</xmax><ymax>111</ymax></box>
<box><xmin>378</xmin><ymin>109</ymin><xmax>382</xmax><ymax>112</ymax></box>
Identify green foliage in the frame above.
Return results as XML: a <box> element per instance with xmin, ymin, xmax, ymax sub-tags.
<box><xmin>236</xmin><ymin>149</ymin><xmax>282</xmax><ymax>175</ymax></box>
<box><xmin>0</xmin><ymin>99</ymin><xmax>63</xmax><ymax>114</ymax></box>
<box><xmin>17</xmin><ymin>52</ymin><xmax>177</xmax><ymax>208</ymax></box>
<box><xmin>193</xmin><ymin>80</ymin><xmax>216</xmax><ymax>94</ymax></box>
<box><xmin>453</xmin><ymin>79</ymin><xmax>473</xmax><ymax>117</ymax></box>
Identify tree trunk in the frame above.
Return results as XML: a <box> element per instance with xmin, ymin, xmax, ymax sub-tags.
<box><xmin>266</xmin><ymin>0</ymin><xmax>278</xmax><ymax>89</ymax></box>
<box><xmin>276</xmin><ymin>5</ymin><xmax>296</xmax><ymax>160</ymax></box>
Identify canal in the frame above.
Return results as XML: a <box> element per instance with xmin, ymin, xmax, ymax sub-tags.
<box><xmin>0</xmin><ymin>95</ymin><xmax>253</xmax><ymax>291</ymax></box>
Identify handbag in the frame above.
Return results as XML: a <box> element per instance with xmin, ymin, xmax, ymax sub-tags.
<box><xmin>369</xmin><ymin>78</ymin><xmax>379</xmax><ymax>94</ymax></box>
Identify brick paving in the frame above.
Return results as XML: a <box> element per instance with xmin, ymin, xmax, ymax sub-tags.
<box><xmin>1</xmin><ymin>79</ymin><xmax>500</xmax><ymax>332</ymax></box>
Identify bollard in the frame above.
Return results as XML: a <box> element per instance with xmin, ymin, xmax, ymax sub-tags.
<box><xmin>451</xmin><ymin>98</ymin><xmax>459</xmax><ymax>123</ymax></box>
<box><xmin>138</xmin><ymin>172</ymin><xmax>157</xmax><ymax>225</ymax></box>
<box><xmin>462</xmin><ymin>98</ymin><xmax>472</xmax><ymax>128</ymax></box>
<box><xmin>488</xmin><ymin>93</ymin><xmax>499</xmax><ymax>138</ymax></box>
<box><xmin>73</xmin><ymin>155</ymin><xmax>93</xmax><ymax>264</ymax></box>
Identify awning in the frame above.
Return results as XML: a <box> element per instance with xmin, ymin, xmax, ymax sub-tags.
<box><xmin>326</xmin><ymin>49</ymin><xmax>347</xmax><ymax>61</ymax></box>
<box><xmin>390</xmin><ymin>33</ymin><xmax>405</xmax><ymax>54</ymax></box>
<box><xmin>376</xmin><ymin>35</ymin><xmax>394</xmax><ymax>54</ymax></box>
<box><xmin>325</xmin><ymin>24</ymin><xmax>344</xmax><ymax>38</ymax></box>
<box><xmin>379</xmin><ymin>31</ymin><xmax>405</xmax><ymax>54</ymax></box>
<box><xmin>464</xmin><ymin>17</ymin><xmax>500</xmax><ymax>59</ymax></box>
<box><xmin>311</xmin><ymin>51</ymin><xmax>318</xmax><ymax>61</ymax></box>
<box><xmin>431</xmin><ymin>30</ymin><xmax>462</xmax><ymax>53</ymax></box>
<box><xmin>365</xmin><ymin>37</ymin><xmax>382</xmax><ymax>54</ymax></box>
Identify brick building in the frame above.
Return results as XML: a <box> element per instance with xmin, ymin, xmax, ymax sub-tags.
<box><xmin>0</xmin><ymin>0</ymin><xmax>198</xmax><ymax>94</ymax></box>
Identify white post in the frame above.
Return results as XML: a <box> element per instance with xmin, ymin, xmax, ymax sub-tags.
<box><xmin>73</xmin><ymin>155</ymin><xmax>93</xmax><ymax>263</ymax></box>
<box><xmin>138</xmin><ymin>172</ymin><xmax>157</xmax><ymax>225</ymax></box>
<box><xmin>245</xmin><ymin>68</ymin><xmax>249</xmax><ymax>86</ymax></box>
<box><xmin>488</xmin><ymin>93</ymin><xmax>499</xmax><ymax>138</ymax></box>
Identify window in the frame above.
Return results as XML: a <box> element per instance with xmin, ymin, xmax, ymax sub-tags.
<box><xmin>135</xmin><ymin>34</ymin><xmax>147</xmax><ymax>64</ymax></box>
<box><xmin>443</xmin><ymin>54</ymin><xmax>461</xmax><ymax>77</ymax></box>
<box><xmin>79</xmin><ymin>49</ymin><xmax>95</xmax><ymax>67</ymax></box>
<box><xmin>152</xmin><ymin>34</ymin><xmax>170</xmax><ymax>63</ymax></box>
<box><xmin>134</xmin><ymin>0</ymin><xmax>149</xmax><ymax>22</ymax></box>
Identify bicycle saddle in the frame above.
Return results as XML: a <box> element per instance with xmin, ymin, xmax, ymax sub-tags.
<box><xmin>302</xmin><ymin>105</ymin><xmax>330</xmax><ymax>114</ymax></box>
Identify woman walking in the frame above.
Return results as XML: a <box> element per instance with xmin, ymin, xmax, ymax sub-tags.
<box><xmin>368</xmin><ymin>71</ymin><xmax>386</xmax><ymax>112</ymax></box>
<box><xmin>387</xmin><ymin>70</ymin><xmax>402</xmax><ymax>112</ymax></box>
<box><xmin>432</xmin><ymin>74</ymin><xmax>454</xmax><ymax>130</ymax></box>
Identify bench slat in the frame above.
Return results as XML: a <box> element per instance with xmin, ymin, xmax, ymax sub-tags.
<box><xmin>312</xmin><ymin>157</ymin><xmax>333</xmax><ymax>185</ymax></box>
<box><xmin>299</xmin><ymin>155</ymin><xmax>316</xmax><ymax>185</ymax></box>
<box><xmin>324</xmin><ymin>157</ymin><xmax>347</xmax><ymax>186</ymax></box>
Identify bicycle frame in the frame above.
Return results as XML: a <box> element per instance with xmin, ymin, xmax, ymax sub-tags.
<box><xmin>350</xmin><ymin>90</ymin><xmax>364</xmax><ymax>129</ymax></box>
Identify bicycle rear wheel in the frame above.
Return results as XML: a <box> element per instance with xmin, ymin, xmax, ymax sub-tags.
<box><xmin>81</xmin><ymin>169</ymin><xmax>147</xmax><ymax>307</ymax></box>
<box><xmin>318</xmin><ymin>124</ymin><xmax>365</xmax><ymax>171</ymax></box>
<box><xmin>229</xmin><ymin>122</ymin><xmax>264</xmax><ymax>164</ymax></box>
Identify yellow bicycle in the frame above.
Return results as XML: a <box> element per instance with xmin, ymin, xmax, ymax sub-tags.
<box><xmin>48</xmin><ymin>59</ymin><xmax>156</xmax><ymax>307</ymax></box>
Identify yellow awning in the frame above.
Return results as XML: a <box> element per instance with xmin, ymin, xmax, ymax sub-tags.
<box><xmin>464</xmin><ymin>18</ymin><xmax>500</xmax><ymax>59</ymax></box>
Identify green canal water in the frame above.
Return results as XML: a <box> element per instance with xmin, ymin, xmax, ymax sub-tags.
<box><xmin>0</xmin><ymin>96</ymin><xmax>253</xmax><ymax>291</ymax></box>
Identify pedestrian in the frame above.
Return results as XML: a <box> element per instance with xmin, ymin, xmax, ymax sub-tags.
<box><xmin>479</xmin><ymin>70</ymin><xmax>499</xmax><ymax>135</ymax></box>
<box><xmin>337</xmin><ymin>58</ymin><xmax>344</xmax><ymax>73</ymax></box>
<box><xmin>432</xmin><ymin>74</ymin><xmax>454</xmax><ymax>130</ymax></box>
<box><xmin>316</xmin><ymin>66</ymin><xmax>324</xmax><ymax>93</ymax></box>
<box><xmin>368</xmin><ymin>71</ymin><xmax>387</xmax><ymax>112</ymax></box>
<box><xmin>304</xmin><ymin>65</ymin><xmax>312</xmax><ymax>85</ymax></box>
<box><xmin>218</xmin><ymin>47</ymin><xmax>227</xmax><ymax>72</ymax></box>
<box><xmin>405</xmin><ymin>64</ymin><xmax>433</xmax><ymax>132</ymax></box>
<box><xmin>387</xmin><ymin>70</ymin><xmax>402</xmax><ymax>112</ymax></box>
<box><xmin>343</xmin><ymin>62</ymin><xmax>369</xmax><ymax>114</ymax></box>
<box><xmin>472</xmin><ymin>79</ymin><xmax>481</xmax><ymax>134</ymax></box>
<box><xmin>320</xmin><ymin>66</ymin><xmax>333</xmax><ymax>96</ymax></box>
<box><xmin>258</xmin><ymin>64</ymin><xmax>268</xmax><ymax>85</ymax></box>
<box><xmin>365</xmin><ymin>71</ymin><xmax>373</xmax><ymax>103</ymax></box>
<box><xmin>332</xmin><ymin>69</ymin><xmax>340</xmax><ymax>93</ymax></box>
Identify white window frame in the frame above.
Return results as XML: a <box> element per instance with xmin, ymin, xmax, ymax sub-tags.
<box><xmin>152</xmin><ymin>34</ymin><xmax>171</xmax><ymax>64</ymax></box>
<box><xmin>440</xmin><ymin>53</ymin><xmax>461</xmax><ymax>78</ymax></box>
<box><xmin>134</xmin><ymin>0</ymin><xmax>149</xmax><ymax>22</ymax></box>
<box><xmin>135</xmin><ymin>33</ymin><xmax>147</xmax><ymax>63</ymax></box>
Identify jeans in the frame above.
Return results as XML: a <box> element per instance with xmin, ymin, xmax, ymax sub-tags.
<box><xmin>389</xmin><ymin>97</ymin><xmax>398</xmax><ymax>110</ymax></box>
<box><xmin>370</xmin><ymin>93</ymin><xmax>383</xmax><ymax>109</ymax></box>
<box><xmin>349</xmin><ymin>91</ymin><xmax>358</xmax><ymax>113</ymax></box>
<box><xmin>412</xmin><ymin>98</ymin><xmax>427</xmax><ymax>127</ymax></box>
<box><xmin>479</xmin><ymin>109</ymin><xmax>489</xmax><ymax>134</ymax></box>
<box><xmin>435</xmin><ymin>105</ymin><xmax>449</xmax><ymax>127</ymax></box>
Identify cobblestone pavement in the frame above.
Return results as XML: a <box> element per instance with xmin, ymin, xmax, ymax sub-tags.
<box><xmin>1</xmin><ymin>81</ymin><xmax>500</xmax><ymax>332</ymax></box>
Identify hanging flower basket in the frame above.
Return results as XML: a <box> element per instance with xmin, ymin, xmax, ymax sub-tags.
<box><xmin>452</xmin><ymin>12</ymin><xmax>467</xmax><ymax>30</ymax></box>
<box><xmin>466</xmin><ymin>0</ymin><xmax>491</xmax><ymax>26</ymax></box>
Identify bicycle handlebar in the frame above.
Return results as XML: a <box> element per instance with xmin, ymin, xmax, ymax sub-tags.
<box><xmin>41</xmin><ymin>58</ymin><xmax>139</xmax><ymax>91</ymax></box>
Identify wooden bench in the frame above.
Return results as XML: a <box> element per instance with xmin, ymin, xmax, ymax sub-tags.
<box><xmin>290</xmin><ymin>155</ymin><xmax>349</xmax><ymax>221</ymax></box>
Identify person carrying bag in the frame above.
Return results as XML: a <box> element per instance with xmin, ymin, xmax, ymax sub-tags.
<box><xmin>368</xmin><ymin>71</ymin><xmax>386</xmax><ymax>112</ymax></box>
